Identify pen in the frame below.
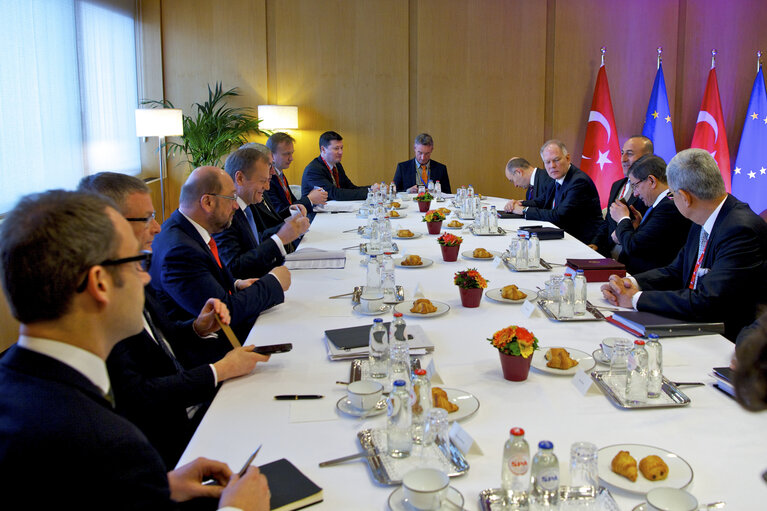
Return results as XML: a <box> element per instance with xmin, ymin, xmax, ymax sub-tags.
<box><xmin>202</xmin><ymin>445</ymin><xmax>262</xmax><ymax>486</ymax></box>
<box><xmin>274</xmin><ymin>394</ymin><xmax>324</xmax><ymax>400</ymax></box>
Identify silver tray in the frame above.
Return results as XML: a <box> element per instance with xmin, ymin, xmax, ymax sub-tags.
<box><xmin>590</xmin><ymin>371</ymin><xmax>691</xmax><ymax>409</ymax></box>
<box><xmin>349</xmin><ymin>358</ymin><xmax>421</xmax><ymax>384</ymax></box>
<box><xmin>501</xmin><ymin>254</ymin><xmax>553</xmax><ymax>272</ymax></box>
<box><xmin>537</xmin><ymin>300</ymin><xmax>606</xmax><ymax>321</ymax></box>
<box><xmin>360</xmin><ymin>242</ymin><xmax>399</xmax><ymax>255</ymax></box>
<box><xmin>357</xmin><ymin>428</ymin><xmax>469</xmax><ymax>485</ymax></box>
<box><xmin>469</xmin><ymin>226</ymin><xmax>507</xmax><ymax>236</ymax></box>
<box><xmin>480</xmin><ymin>486</ymin><xmax>620</xmax><ymax>511</ymax></box>
<box><xmin>351</xmin><ymin>285</ymin><xmax>405</xmax><ymax>304</ymax></box>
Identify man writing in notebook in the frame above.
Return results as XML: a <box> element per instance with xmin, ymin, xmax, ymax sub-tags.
<box><xmin>503</xmin><ymin>156</ymin><xmax>554</xmax><ymax>211</ymax></box>
<box><xmin>601</xmin><ymin>149</ymin><xmax>767</xmax><ymax>341</ymax></box>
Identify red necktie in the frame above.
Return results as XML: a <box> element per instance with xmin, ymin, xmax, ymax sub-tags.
<box><xmin>331</xmin><ymin>167</ymin><xmax>340</xmax><ymax>187</ymax></box>
<box><xmin>208</xmin><ymin>238</ymin><xmax>222</xmax><ymax>268</ymax></box>
<box><xmin>280</xmin><ymin>174</ymin><xmax>292</xmax><ymax>204</ymax></box>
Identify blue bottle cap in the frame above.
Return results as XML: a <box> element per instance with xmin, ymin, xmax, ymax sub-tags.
<box><xmin>648</xmin><ymin>333</ymin><xmax>660</xmax><ymax>340</ymax></box>
<box><xmin>373</xmin><ymin>318</ymin><xmax>383</xmax><ymax>323</ymax></box>
<box><xmin>393</xmin><ymin>380</ymin><xmax>406</xmax><ymax>387</ymax></box>
<box><xmin>576</xmin><ymin>269</ymin><xmax>584</xmax><ymax>274</ymax></box>
<box><xmin>538</xmin><ymin>440</ymin><xmax>553</xmax><ymax>449</ymax></box>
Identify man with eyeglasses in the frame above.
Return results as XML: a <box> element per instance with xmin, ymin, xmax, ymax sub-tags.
<box><xmin>78</xmin><ymin>172</ymin><xmax>270</xmax><ymax>467</ymax></box>
<box><xmin>0</xmin><ymin>190</ymin><xmax>269</xmax><ymax>510</ymax></box>
<box><xmin>605</xmin><ymin>155</ymin><xmax>690</xmax><ymax>274</ymax></box>
<box><xmin>510</xmin><ymin>139</ymin><xmax>603</xmax><ymax>245</ymax></box>
<box><xmin>150</xmin><ymin>166</ymin><xmax>290</xmax><ymax>343</ymax></box>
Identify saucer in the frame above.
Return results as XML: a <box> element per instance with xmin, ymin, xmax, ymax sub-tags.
<box><xmin>353</xmin><ymin>303</ymin><xmax>390</xmax><ymax>315</ymax></box>
<box><xmin>336</xmin><ymin>396</ymin><xmax>386</xmax><ymax>418</ymax></box>
<box><xmin>388</xmin><ymin>485</ymin><xmax>464</xmax><ymax>510</ymax></box>
<box><xmin>593</xmin><ymin>348</ymin><xmax>611</xmax><ymax>365</ymax></box>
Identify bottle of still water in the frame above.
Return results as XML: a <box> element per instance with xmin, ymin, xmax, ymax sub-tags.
<box><xmin>516</xmin><ymin>233</ymin><xmax>528</xmax><ymax>270</ymax></box>
<box><xmin>381</xmin><ymin>253</ymin><xmax>396</xmax><ymax>302</ymax></box>
<box><xmin>435</xmin><ymin>180</ymin><xmax>442</xmax><ymax>200</ymax></box>
<box><xmin>369</xmin><ymin>218</ymin><xmax>381</xmax><ymax>254</ymax></box>
<box><xmin>387</xmin><ymin>379</ymin><xmax>412</xmax><ymax>458</ymax></box>
<box><xmin>427</xmin><ymin>179</ymin><xmax>435</xmax><ymax>194</ymax></box>
<box><xmin>530</xmin><ymin>440</ymin><xmax>559</xmax><ymax>507</ymax></box>
<box><xmin>646</xmin><ymin>334</ymin><xmax>663</xmax><ymax>398</ymax></box>
<box><xmin>411</xmin><ymin>368</ymin><xmax>431</xmax><ymax>444</ymax></box>
<box><xmin>559</xmin><ymin>274</ymin><xmax>575</xmax><ymax>319</ymax></box>
<box><xmin>467</xmin><ymin>184</ymin><xmax>475</xmax><ymax>199</ymax></box>
<box><xmin>389</xmin><ymin>181</ymin><xmax>397</xmax><ymax>199</ymax></box>
<box><xmin>573</xmin><ymin>269</ymin><xmax>587</xmax><ymax>316</ymax></box>
<box><xmin>489</xmin><ymin>205</ymin><xmax>499</xmax><ymax>233</ymax></box>
<box><xmin>389</xmin><ymin>312</ymin><xmax>408</xmax><ymax>349</ymax></box>
<box><xmin>368</xmin><ymin>318</ymin><xmax>389</xmax><ymax>379</ymax></box>
<box><xmin>501</xmin><ymin>427</ymin><xmax>530</xmax><ymax>508</ymax></box>
<box><xmin>625</xmin><ymin>340</ymin><xmax>649</xmax><ymax>404</ymax></box>
<box><xmin>381</xmin><ymin>216</ymin><xmax>393</xmax><ymax>252</ymax></box>
<box><xmin>527</xmin><ymin>232</ymin><xmax>540</xmax><ymax>268</ymax></box>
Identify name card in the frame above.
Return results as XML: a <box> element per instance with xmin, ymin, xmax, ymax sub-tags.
<box><xmin>449</xmin><ymin>421</ymin><xmax>483</xmax><ymax>455</ymax></box>
<box><xmin>521</xmin><ymin>299</ymin><xmax>537</xmax><ymax>318</ymax></box>
<box><xmin>572</xmin><ymin>369</ymin><xmax>597</xmax><ymax>396</ymax></box>
<box><xmin>426</xmin><ymin>359</ymin><xmax>444</xmax><ymax>384</ymax></box>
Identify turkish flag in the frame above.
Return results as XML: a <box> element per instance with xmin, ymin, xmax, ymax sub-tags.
<box><xmin>690</xmin><ymin>68</ymin><xmax>731</xmax><ymax>192</ymax></box>
<box><xmin>581</xmin><ymin>65</ymin><xmax>624</xmax><ymax>208</ymax></box>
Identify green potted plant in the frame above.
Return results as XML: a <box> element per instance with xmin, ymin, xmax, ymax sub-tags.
<box><xmin>422</xmin><ymin>209</ymin><xmax>446</xmax><ymax>234</ymax></box>
<box><xmin>487</xmin><ymin>325</ymin><xmax>539</xmax><ymax>381</ymax></box>
<box><xmin>453</xmin><ymin>268</ymin><xmax>488</xmax><ymax>307</ymax></box>
<box><xmin>143</xmin><ymin>82</ymin><xmax>267</xmax><ymax>169</ymax></box>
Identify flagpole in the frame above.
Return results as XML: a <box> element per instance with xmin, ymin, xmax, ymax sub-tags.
<box><xmin>711</xmin><ymin>49</ymin><xmax>717</xmax><ymax>69</ymax></box>
<box><xmin>601</xmin><ymin>46</ymin><xmax>606</xmax><ymax>67</ymax></box>
<box><xmin>758</xmin><ymin>50</ymin><xmax>762</xmax><ymax>73</ymax></box>
<box><xmin>657</xmin><ymin>46</ymin><xmax>662</xmax><ymax>70</ymax></box>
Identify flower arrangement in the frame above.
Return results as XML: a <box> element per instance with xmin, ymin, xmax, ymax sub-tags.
<box><xmin>453</xmin><ymin>268</ymin><xmax>488</xmax><ymax>289</ymax></box>
<box><xmin>437</xmin><ymin>232</ymin><xmax>463</xmax><ymax>246</ymax></box>
<box><xmin>422</xmin><ymin>210</ymin><xmax>446</xmax><ymax>223</ymax></box>
<box><xmin>488</xmin><ymin>325</ymin><xmax>539</xmax><ymax>358</ymax></box>
<box><xmin>414</xmin><ymin>191</ymin><xmax>434</xmax><ymax>202</ymax></box>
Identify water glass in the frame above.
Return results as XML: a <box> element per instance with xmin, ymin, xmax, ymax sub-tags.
<box><xmin>569</xmin><ymin>442</ymin><xmax>598</xmax><ymax>492</ymax></box>
<box><xmin>608</xmin><ymin>338</ymin><xmax>634</xmax><ymax>391</ymax></box>
<box><xmin>423</xmin><ymin>408</ymin><xmax>449</xmax><ymax>448</ymax></box>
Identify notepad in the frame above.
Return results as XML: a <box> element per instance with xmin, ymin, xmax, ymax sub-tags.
<box><xmin>607</xmin><ymin>310</ymin><xmax>725</xmax><ymax>338</ymax></box>
<box><xmin>260</xmin><ymin>458</ymin><xmax>323</xmax><ymax>511</ymax></box>
<box><xmin>324</xmin><ymin>324</ymin><xmax>434</xmax><ymax>360</ymax></box>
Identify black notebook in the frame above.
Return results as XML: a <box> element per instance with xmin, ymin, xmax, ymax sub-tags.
<box><xmin>607</xmin><ymin>311</ymin><xmax>725</xmax><ymax>338</ymax></box>
<box><xmin>325</xmin><ymin>322</ymin><xmax>392</xmax><ymax>349</ymax></box>
<box><xmin>260</xmin><ymin>458</ymin><xmax>323</xmax><ymax>511</ymax></box>
<box><xmin>518</xmin><ymin>225</ymin><xmax>565</xmax><ymax>240</ymax></box>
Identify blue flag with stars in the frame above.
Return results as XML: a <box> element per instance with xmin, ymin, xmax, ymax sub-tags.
<box><xmin>732</xmin><ymin>66</ymin><xmax>767</xmax><ymax>215</ymax></box>
<box><xmin>642</xmin><ymin>63</ymin><xmax>676</xmax><ymax>163</ymax></box>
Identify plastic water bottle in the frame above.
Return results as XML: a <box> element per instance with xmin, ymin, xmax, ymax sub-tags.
<box><xmin>427</xmin><ymin>179</ymin><xmax>435</xmax><ymax>194</ymax></box>
<box><xmin>574</xmin><ymin>269</ymin><xmax>587</xmax><ymax>316</ymax></box>
<box><xmin>528</xmin><ymin>232</ymin><xmax>540</xmax><ymax>268</ymax></box>
<box><xmin>531</xmin><ymin>440</ymin><xmax>559</xmax><ymax>507</ymax></box>
<box><xmin>389</xmin><ymin>341</ymin><xmax>411</xmax><ymax>390</ymax></box>
<box><xmin>646</xmin><ymin>334</ymin><xmax>663</xmax><ymax>398</ymax></box>
<box><xmin>369</xmin><ymin>218</ymin><xmax>381</xmax><ymax>254</ymax></box>
<box><xmin>381</xmin><ymin>216</ymin><xmax>393</xmax><ymax>252</ymax></box>
<box><xmin>435</xmin><ymin>180</ymin><xmax>442</xmax><ymax>200</ymax></box>
<box><xmin>368</xmin><ymin>318</ymin><xmax>389</xmax><ymax>379</ymax></box>
<box><xmin>516</xmin><ymin>233</ymin><xmax>528</xmax><ymax>269</ymax></box>
<box><xmin>626</xmin><ymin>340</ymin><xmax>649</xmax><ymax>404</ymax></box>
<box><xmin>387</xmin><ymin>379</ymin><xmax>412</xmax><ymax>458</ymax></box>
<box><xmin>559</xmin><ymin>274</ymin><xmax>575</xmax><ymax>319</ymax></box>
<box><xmin>389</xmin><ymin>312</ymin><xmax>408</xmax><ymax>348</ymax></box>
<box><xmin>411</xmin><ymin>368</ymin><xmax>431</xmax><ymax>444</ymax></box>
<box><xmin>366</xmin><ymin>255</ymin><xmax>382</xmax><ymax>295</ymax></box>
<box><xmin>467</xmin><ymin>184</ymin><xmax>475</xmax><ymax>199</ymax></box>
<box><xmin>501</xmin><ymin>427</ymin><xmax>530</xmax><ymax>506</ymax></box>
<box><xmin>489</xmin><ymin>205</ymin><xmax>499</xmax><ymax>233</ymax></box>
<box><xmin>381</xmin><ymin>253</ymin><xmax>396</xmax><ymax>302</ymax></box>
<box><xmin>389</xmin><ymin>181</ymin><xmax>397</xmax><ymax>198</ymax></box>
<box><xmin>479</xmin><ymin>206</ymin><xmax>489</xmax><ymax>233</ymax></box>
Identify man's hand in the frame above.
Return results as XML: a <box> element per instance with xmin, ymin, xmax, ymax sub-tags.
<box><xmin>193</xmin><ymin>299</ymin><xmax>230</xmax><ymax>337</ymax></box>
<box><xmin>168</xmin><ymin>457</ymin><xmax>232</xmax><ymax>502</ymax></box>
<box><xmin>407</xmin><ymin>185</ymin><xmax>419</xmax><ymax>193</ymax></box>
<box><xmin>220</xmin><ymin>466</ymin><xmax>270</xmax><ymax>511</ymax></box>
<box><xmin>235</xmin><ymin>278</ymin><xmax>258</xmax><ymax>291</ymax></box>
<box><xmin>277</xmin><ymin>215</ymin><xmax>310</xmax><ymax>245</ymax></box>
<box><xmin>608</xmin><ymin>200</ymin><xmax>630</xmax><ymax>222</ymax></box>
<box><xmin>212</xmin><ymin>345</ymin><xmax>269</xmax><ymax>381</ymax></box>
<box><xmin>291</xmin><ymin>204</ymin><xmax>308</xmax><ymax>217</ymax></box>
<box><xmin>587</xmin><ymin>243</ymin><xmax>599</xmax><ymax>251</ymax></box>
<box><xmin>629</xmin><ymin>205</ymin><xmax>642</xmax><ymax>229</ymax></box>
<box><xmin>504</xmin><ymin>199</ymin><xmax>521</xmax><ymax>212</ymax></box>
<box><xmin>512</xmin><ymin>202</ymin><xmax>525</xmax><ymax>215</ymax></box>
<box><xmin>600</xmin><ymin>274</ymin><xmax>638</xmax><ymax>308</ymax></box>
<box><xmin>307</xmin><ymin>188</ymin><xmax>328</xmax><ymax>205</ymax></box>
<box><xmin>270</xmin><ymin>266</ymin><xmax>291</xmax><ymax>291</ymax></box>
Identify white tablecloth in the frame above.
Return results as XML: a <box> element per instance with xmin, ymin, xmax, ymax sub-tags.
<box><xmin>179</xmin><ymin>197</ymin><xmax>765</xmax><ymax>510</ymax></box>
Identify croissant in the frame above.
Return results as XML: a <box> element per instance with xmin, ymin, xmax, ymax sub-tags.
<box><xmin>437</xmin><ymin>208</ymin><xmax>451</xmax><ymax>216</ymax></box>
<box><xmin>611</xmin><ymin>450</ymin><xmax>638</xmax><ymax>482</ymax></box>
<box><xmin>473</xmin><ymin>248</ymin><xmax>493</xmax><ymax>258</ymax></box>
<box><xmin>639</xmin><ymin>455</ymin><xmax>669</xmax><ymax>481</ymax></box>
<box><xmin>432</xmin><ymin>387</ymin><xmax>459</xmax><ymax>413</ymax></box>
<box><xmin>391</xmin><ymin>202</ymin><xmax>401</xmax><ymax>208</ymax></box>
<box><xmin>397</xmin><ymin>229</ymin><xmax>414</xmax><ymax>238</ymax></box>
<box><xmin>401</xmin><ymin>255</ymin><xmax>423</xmax><ymax>266</ymax></box>
<box><xmin>389</xmin><ymin>210</ymin><xmax>400</xmax><ymax>217</ymax></box>
<box><xmin>501</xmin><ymin>284</ymin><xmax>527</xmax><ymax>300</ymax></box>
<box><xmin>410</xmin><ymin>298</ymin><xmax>437</xmax><ymax>313</ymax></box>
<box><xmin>448</xmin><ymin>220</ymin><xmax>463</xmax><ymax>227</ymax></box>
<box><xmin>545</xmin><ymin>348</ymin><xmax>579</xmax><ymax>370</ymax></box>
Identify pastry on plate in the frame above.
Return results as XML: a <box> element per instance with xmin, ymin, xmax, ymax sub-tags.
<box><xmin>448</xmin><ymin>220</ymin><xmax>463</xmax><ymax>228</ymax></box>
<box><xmin>432</xmin><ymin>387</ymin><xmax>459</xmax><ymax>413</ymax></box>
<box><xmin>545</xmin><ymin>348</ymin><xmax>579</xmax><ymax>370</ymax></box>
<box><xmin>401</xmin><ymin>254</ymin><xmax>422</xmax><ymax>266</ymax></box>
<box><xmin>611</xmin><ymin>450</ymin><xmax>638</xmax><ymax>482</ymax></box>
<box><xmin>397</xmin><ymin>229</ymin><xmax>414</xmax><ymax>238</ymax></box>
<box><xmin>472</xmin><ymin>247</ymin><xmax>493</xmax><ymax>258</ymax></box>
<box><xmin>501</xmin><ymin>284</ymin><xmax>527</xmax><ymax>300</ymax></box>
<box><xmin>391</xmin><ymin>201</ymin><xmax>401</xmax><ymax>208</ymax></box>
<box><xmin>389</xmin><ymin>210</ymin><xmax>400</xmax><ymax>217</ymax></box>
<box><xmin>410</xmin><ymin>298</ymin><xmax>437</xmax><ymax>313</ymax></box>
<box><xmin>437</xmin><ymin>207</ymin><xmax>451</xmax><ymax>216</ymax></box>
<box><xmin>639</xmin><ymin>455</ymin><xmax>669</xmax><ymax>481</ymax></box>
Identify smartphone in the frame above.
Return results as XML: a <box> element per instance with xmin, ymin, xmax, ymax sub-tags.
<box><xmin>288</xmin><ymin>205</ymin><xmax>302</xmax><ymax>218</ymax></box>
<box><xmin>253</xmin><ymin>343</ymin><xmax>293</xmax><ymax>354</ymax></box>
<box><xmin>617</xmin><ymin>198</ymin><xmax>638</xmax><ymax>221</ymax></box>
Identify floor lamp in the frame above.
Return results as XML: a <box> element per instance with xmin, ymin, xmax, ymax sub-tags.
<box><xmin>135</xmin><ymin>108</ymin><xmax>184</xmax><ymax>222</ymax></box>
<box><xmin>257</xmin><ymin>105</ymin><xmax>299</xmax><ymax>131</ymax></box>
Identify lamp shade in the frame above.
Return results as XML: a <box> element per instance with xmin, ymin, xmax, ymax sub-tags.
<box><xmin>258</xmin><ymin>105</ymin><xmax>298</xmax><ymax>130</ymax></box>
<box><xmin>135</xmin><ymin>108</ymin><xmax>184</xmax><ymax>137</ymax></box>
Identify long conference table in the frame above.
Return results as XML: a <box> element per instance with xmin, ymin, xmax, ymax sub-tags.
<box><xmin>178</xmin><ymin>195</ymin><xmax>765</xmax><ymax>510</ymax></box>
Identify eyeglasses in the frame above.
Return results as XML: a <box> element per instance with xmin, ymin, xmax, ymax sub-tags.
<box><xmin>628</xmin><ymin>177</ymin><xmax>647</xmax><ymax>188</ymax></box>
<box><xmin>125</xmin><ymin>212</ymin><xmax>156</xmax><ymax>227</ymax></box>
<box><xmin>76</xmin><ymin>251</ymin><xmax>152</xmax><ymax>293</ymax></box>
<box><xmin>205</xmin><ymin>193</ymin><xmax>239</xmax><ymax>202</ymax></box>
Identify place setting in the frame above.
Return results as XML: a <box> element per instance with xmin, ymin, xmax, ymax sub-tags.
<box><xmin>394</xmin><ymin>255</ymin><xmax>435</xmax><ymax>268</ymax></box>
<box><xmin>461</xmin><ymin>248</ymin><xmax>502</xmax><ymax>261</ymax></box>
<box><xmin>531</xmin><ymin>347</ymin><xmax>596</xmax><ymax>375</ymax></box>
<box><xmin>393</xmin><ymin>230</ymin><xmax>423</xmax><ymax>240</ymax></box>
<box><xmin>336</xmin><ymin>380</ymin><xmax>387</xmax><ymax>418</ymax></box>
<box><xmin>485</xmin><ymin>285</ymin><xmax>538</xmax><ymax>304</ymax></box>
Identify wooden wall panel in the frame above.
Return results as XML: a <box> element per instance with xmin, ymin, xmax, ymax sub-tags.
<box><xmin>415</xmin><ymin>0</ymin><xmax>547</xmax><ymax>199</ymax></box>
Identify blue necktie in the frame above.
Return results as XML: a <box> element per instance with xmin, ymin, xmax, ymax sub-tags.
<box><xmin>554</xmin><ymin>182</ymin><xmax>562</xmax><ymax>207</ymax></box>
<box><xmin>526</xmin><ymin>185</ymin><xmax>534</xmax><ymax>201</ymax></box>
<box><xmin>244</xmin><ymin>207</ymin><xmax>260</xmax><ymax>245</ymax></box>
<box><xmin>640</xmin><ymin>205</ymin><xmax>653</xmax><ymax>225</ymax></box>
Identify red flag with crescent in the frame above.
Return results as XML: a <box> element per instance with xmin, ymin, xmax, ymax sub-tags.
<box><xmin>690</xmin><ymin>68</ymin><xmax>731</xmax><ymax>192</ymax></box>
<box><xmin>581</xmin><ymin>64</ymin><xmax>623</xmax><ymax>208</ymax></box>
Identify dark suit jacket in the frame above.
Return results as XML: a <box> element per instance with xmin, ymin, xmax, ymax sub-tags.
<box><xmin>635</xmin><ymin>194</ymin><xmax>767</xmax><ymax>341</ymax></box>
<box><xmin>107</xmin><ymin>288</ymin><xmax>218</xmax><ymax>468</ymax></box>
<box><xmin>301</xmin><ymin>157</ymin><xmax>368</xmax><ymax>201</ymax></box>
<box><xmin>524</xmin><ymin>165</ymin><xmax>604</xmax><ymax>245</ymax></box>
<box><xmin>0</xmin><ymin>345</ymin><xmax>174</xmax><ymax>509</ymax></box>
<box><xmin>521</xmin><ymin>167</ymin><xmax>555</xmax><ymax>208</ymax></box>
<box><xmin>614</xmin><ymin>194</ymin><xmax>691</xmax><ymax>274</ymax></box>
<box><xmin>592</xmin><ymin>177</ymin><xmax>649</xmax><ymax>254</ymax></box>
<box><xmin>266</xmin><ymin>172</ymin><xmax>313</xmax><ymax>216</ymax></box>
<box><xmin>150</xmin><ymin>210</ymin><xmax>285</xmax><ymax>341</ymax></box>
<box><xmin>392</xmin><ymin>159</ymin><xmax>451</xmax><ymax>194</ymax></box>
<box><xmin>252</xmin><ymin>198</ymin><xmax>298</xmax><ymax>252</ymax></box>
<box><xmin>213</xmin><ymin>207</ymin><xmax>285</xmax><ymax>279</ymax></box>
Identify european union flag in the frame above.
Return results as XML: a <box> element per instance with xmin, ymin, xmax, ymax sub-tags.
<box><xmin>642</xmin><ymin>63</ymin><xmax>677</xmax><ymax>163</ymax></box>
<box><xmin>732</xmin><ymin>66</ymin><xmax>767</xmax><ymax>216</ymax></box>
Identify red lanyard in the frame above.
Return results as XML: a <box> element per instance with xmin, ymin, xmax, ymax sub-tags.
<box><xmin>688</xmin><ymin>238</ymin><xmax>709</xmax><ymax>290</ymax></box>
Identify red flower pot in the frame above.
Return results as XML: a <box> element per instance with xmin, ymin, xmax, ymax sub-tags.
<box><xmin>459</xmin><ymin>287</ymin><xmax>483</xmax><ymax>307</ymax></box>
<box><xmin>426</xmin><ymin>221</ymin><xmax>443</xmax><ymax>235</ymax></box>
<box><xmin>498</xmin><ymin>351</ymin><xmax>533</xmax><ymax>381</ymax></box>
<box><xmin>417</xmin><ymin>200</ymin><xmax>431</xmax><ymax>212</ymax></box>
<box><xmin>440</xmin><ymin>244</ymin><xmax>460</xmax><ymax>262</ymax></box>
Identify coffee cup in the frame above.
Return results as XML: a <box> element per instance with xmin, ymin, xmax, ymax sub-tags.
<box><xmin>600</xmin><ymin>337</ymin><xmax>629</xmax><ymax>360</ymax></box>
<box><xmin>646</xmin><ymin>487</ymin><xmax>698</xmax><ymax>511</ymax></box>
<box><xmin>360</xmin><ymin>292</ymin><xmax>384</xmax><ymax>313</ymax></box>
<box><xmin>402</xmin><ymin>468</ymin><xmax>449</xmax><ymax>510</ymax></box>
<box><xmin>346</xmin><ymin>380</ymin><xmax>383</xmax><ymax>411</ymax></box>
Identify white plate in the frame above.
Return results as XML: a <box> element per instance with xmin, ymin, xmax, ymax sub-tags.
<box><xmin>393</xmin><ymin>232</ymin><xmax>422</xmax><ymax>240</ymax></box>
<box><xmin>389</xmin><ymin>203</ymin><xmax>408</xmax><ymax>210</ymax></box>
<box><xmin>394</xmin><ymin>257</ymin><xmax>434</xmax><ymax>268</ymax></box>
<box><xmin>336</xmin><ymin>396</ymin><xmax>387</xmax><ymax>418</ymax></box>
<box><xmin>531</xmin><ymin>347</ymin><xmax>596</xmax><ymax>375</ymax></box>
<box><xmin>434</xmin><ymin>387</ymin><xmax>480</xmax><ymax>422</ymax></box>
<box><xmin>388</xmin><ymin>212</ymin><xmax>407</xmax><ymax>219</ymax></box>
<box><xmin>443</xmin><ymin>223</ymin><xmax>465</xmax><ymax>230</ymax></box>
<box><xmin>593</xmin><ymin>348</ymin><xmax>611</xmax><ymax>365</ymax></box>
<box><xmin>394</xmin><ymin>300</ymin><xmax>450</xmax><ymax>318</ymax></box>
<box><xmin>486</xmin><ymin>287</ymin><xmax>538</xmax><ymax>304</ymax></box>
<box><xmin>353</xmin><ymin>303</ymin><xmax>391</xmax><ymax>315</ymax></box>
<box><xmin>461</xmin><ymin>249</ymin><xmax>501</xmax><ymax>260</ymax></box>
<box><xmin>388</xmin><ymin>485</ymin><xmax>464</xmax><ymax>511</ymax></box>
<box><xmin>598</xmin><ymin>443</ymin><xmax>694</xmax><ymax>495</ymax></box>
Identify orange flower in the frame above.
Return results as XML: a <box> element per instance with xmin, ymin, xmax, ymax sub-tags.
<box><xmin>487</xmin><ymin>325</ymin><xmax>539</xmax><ymax>358</ymax></box>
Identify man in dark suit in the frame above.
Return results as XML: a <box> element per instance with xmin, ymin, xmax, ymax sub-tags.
<box><xmin>301</xmin><ymin>130</ymin><xmax>379</xmax><ymax>200</ymax></box>
<box><xmin>265</xmin><ymin>132</ymin><xmax>327</xmax><ymax>218</ymax></box>
<box><xmin>503</xmin><ymin>156</ymin><xmax>554</xmax><ymax>211</ymax></box>
<box><xmin>607</xmin><ymin>155</ymin><xmax>691</xmax><ymax>274</ymax></box>
<box><xmin>511</xmin><ymin>139</ymin><xmax>604</xmax><ymax>245</ymax></box>
<box><xmin>213</xmin><ymin>147</ymin><xmax>309</xmax><ymax>279</ymax></box>
<box><xmin>602</xmin><ymin>149</ymin><xmax>767</xmax><ymax>342</ymax></box>
<box><xmin>589</xmin><ymin>136</ymin><xmax>653</xmax><ymax>256</ymax></box>
<box><xmin>150</xmin><ymin>166</ymin><xmax>291</xmax><ymax>342</ymax></box>
<box><xmin>0</xmin><ymin>190</ymin><xmax>268</xmax><ymax>509</ymax></box>
<box><xmin>393</xmin><ymin>133</ymin><xmax>452</xmax><ymax>194</ymax></box>
<box><xmin>78</xmin><ymin>172</ymin><xmax>269</xmax><ymax>467</ymax></box>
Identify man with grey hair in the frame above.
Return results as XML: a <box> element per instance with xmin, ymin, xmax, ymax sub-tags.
<box><xmin>503</xmin><ymin>156</ymin><xmax>554</xmax><ymax>212</ymax></box>
<box><xmin>602</xmin><ymin>148</ymin><xmax>767</xmax><ymax>341</ymax></box>
<box><xmin>393</xmin><ymin>132</ymin><xmax>451</xmax><ymax>193</ymax></box>
<box><xmin>511</xmin><ymin>139</ymin><xmax>603</xmax><ymax>245</ymax></box>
